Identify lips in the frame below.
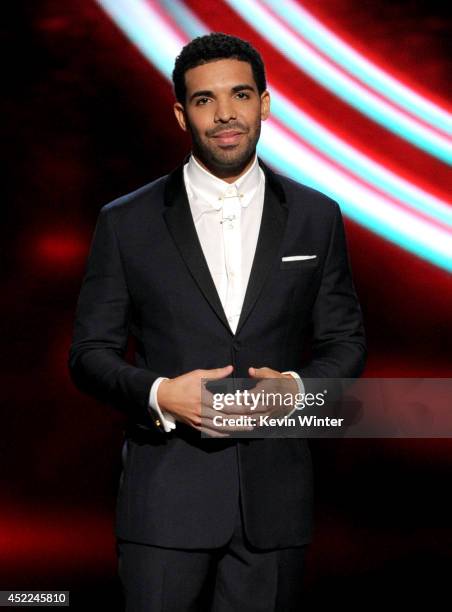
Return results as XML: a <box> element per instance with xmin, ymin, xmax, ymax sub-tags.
<box><xmin>212</xmin><ymin>131</ymin><xmax>244</xmax><ymax>146</ymax></box>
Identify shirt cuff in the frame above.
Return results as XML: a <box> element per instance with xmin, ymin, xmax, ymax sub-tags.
<box><xmin>282</xmin><ymin>371</ymin><xmax>305</xmax><ymax>418</ymax></box>
<box><xmin>148</xmin><ymin>377</ymin><xmax>176</xmax><ymax>433</ymax></box>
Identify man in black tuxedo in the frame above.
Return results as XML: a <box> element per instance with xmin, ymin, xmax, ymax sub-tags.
<box><xmin>69</xmin><ymin>33</ymin><xmax>366</xmax><ymax>611</ymax></box>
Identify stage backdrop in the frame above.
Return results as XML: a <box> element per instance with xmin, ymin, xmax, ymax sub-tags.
<box><xmin>2</xmin><ymin>0</ymin><xmax>451</xmax><ymax>608</ymax></box>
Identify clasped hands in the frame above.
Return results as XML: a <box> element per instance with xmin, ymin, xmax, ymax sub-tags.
<box><xmin>157</xmin><ymin>365</ymin><xmax>299</xmax><ymax>437</ymax></box>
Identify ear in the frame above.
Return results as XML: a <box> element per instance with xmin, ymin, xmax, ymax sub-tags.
<box><xmin>174</xmin><ymin>102</ymin><xmax>188</xmax><ymax>132</ymax></box>
<box><xmin>260</xmin><ymin>90</ymin><xmax>270</xmax><ymax>121</ymax></box>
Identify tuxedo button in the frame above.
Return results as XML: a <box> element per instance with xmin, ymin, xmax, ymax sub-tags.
<box><xmin>232</xmin><ymin>340</ymin><xmax>241</xmax><ymax>351</ymax></box>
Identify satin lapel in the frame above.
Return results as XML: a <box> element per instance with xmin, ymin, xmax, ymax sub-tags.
<box><xmin>162</xmin><ymin>163</ymin><xmax>231</xmax><ymax>332</ymax></box>
<box><xmin>235</xmin><ymin>168</ymin><xmax>288</xmax><ymax>335</ymax></box>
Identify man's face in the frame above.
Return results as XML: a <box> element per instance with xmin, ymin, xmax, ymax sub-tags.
<box><xmin>174</xmin><ymin>58</ymin><xmax>270</xmax><ymax>179</ymax></box>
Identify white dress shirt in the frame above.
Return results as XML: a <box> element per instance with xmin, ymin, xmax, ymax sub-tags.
<box><xmin>149</xmin><ymin>154</ymin><xmax>303</xmax><ymax>432</ymax></box>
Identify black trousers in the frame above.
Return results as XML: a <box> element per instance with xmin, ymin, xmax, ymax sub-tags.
<box><xmin>117</xmin><ymin>500</ymin><xmax>308</xmax><ymax>611</ymax></box>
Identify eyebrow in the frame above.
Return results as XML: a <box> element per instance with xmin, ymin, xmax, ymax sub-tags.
<box><xmin>189</xmin><ymin>84</ymin><xmax>256</xmax><ymax>103</ymax></box>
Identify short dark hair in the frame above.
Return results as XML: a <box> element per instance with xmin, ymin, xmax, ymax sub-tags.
<box><xmin>172</xmin><ymin>32</ymin><xmax>267</xmax><ymax>104</ymax></box>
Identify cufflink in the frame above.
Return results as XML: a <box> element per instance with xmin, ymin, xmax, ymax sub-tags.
<box><xmin>155</xmin><ymin>419</ymin><xmax>161</xmax><ymax>427</ymax></box>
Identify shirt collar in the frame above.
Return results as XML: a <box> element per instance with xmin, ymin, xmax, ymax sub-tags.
<box><xmin>185</xmin><ymin>153</ymin><xmax>262</xmax><ymax>211</ymax></box>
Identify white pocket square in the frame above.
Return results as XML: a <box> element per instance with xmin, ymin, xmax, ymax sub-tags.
<box><xmin>281</xmin><ymin>255</ymin><xmax>317</xmax><ymax>261</ymax></box>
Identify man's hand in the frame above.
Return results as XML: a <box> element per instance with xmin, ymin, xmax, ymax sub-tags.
<box><xmin>247</xmin><ymin>366</ymin><xmax>299</xmax><ymax>418</ymax></box>
<box><xmin>157</xmin><ymin>365</ymin><xmax>254</xmax><ymax>437</ymax></box>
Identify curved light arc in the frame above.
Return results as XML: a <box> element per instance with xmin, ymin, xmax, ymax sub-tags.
<box><xmin>259</xmin><ymin>121</ymin><xmax>452</xmax><ymax>271</ymax></box>
<box><xmin>223</xmin><ymin>0</ymin><xmax>452</xmax><ymax>164</ymax></box>
<box><xmin>262</xmin><ymin>0</ymin><xmax>452</xmax><ymax>135</ymax></box>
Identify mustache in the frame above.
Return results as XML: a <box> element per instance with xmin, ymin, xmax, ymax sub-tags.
<box><xmin>207</xmin><ymin>123</ymin><xmax>248</xmax><ymax>137</ymax></box>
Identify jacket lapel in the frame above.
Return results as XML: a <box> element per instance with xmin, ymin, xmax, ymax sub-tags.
<box><xmin>162</xmin><ymin>157</ymin><xmax>288</xmax><ymax>336</ymax></box>
<box><xmin>235</xmin><ymin>160</ymin><xmax>288</xmax><ymax>335</ymax></box>
<box><xmin>163</xmin><ymin>161</ymin><xmax>231</xmax><ymax>331</ymax></box>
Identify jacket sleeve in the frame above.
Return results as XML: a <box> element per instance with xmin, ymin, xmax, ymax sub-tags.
<box><xmin>299</xmin><ymin>202</ymin><xmax>367</xmax><ymax>380</ymax></box>
<box><xmin>68</xmin><ymin>205</ymin><xmax>165</xmax><ymax>431</ymax></box>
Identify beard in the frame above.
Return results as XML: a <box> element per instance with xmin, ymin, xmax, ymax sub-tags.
<box><xmin>187</xmin><ymin>119</ymin><xmax>261</xmax><ymax>179</ymax></box>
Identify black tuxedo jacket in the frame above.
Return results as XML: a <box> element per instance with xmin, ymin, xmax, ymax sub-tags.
<box><xmin>69</xmin><ymin>158</ymin><xmax>366</xmax><ymax>550</ymax></box>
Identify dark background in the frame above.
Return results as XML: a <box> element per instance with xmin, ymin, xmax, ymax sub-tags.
<box><xmin>2</xmin><ymin>0</ymin><xmax>451</xmax><ymax>608</ymax></box>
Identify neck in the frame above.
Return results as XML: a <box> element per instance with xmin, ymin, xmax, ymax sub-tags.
<box><xmin>192</xmin><ymin>152</ymin><xmax>255</xmax><ymax>184</ymax></box>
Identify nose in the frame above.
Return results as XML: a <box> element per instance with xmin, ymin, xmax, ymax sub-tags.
<box><xmin>214</xmin><ymin>98</ymin><xmax>237</xmax><ymax>123</ymax></box>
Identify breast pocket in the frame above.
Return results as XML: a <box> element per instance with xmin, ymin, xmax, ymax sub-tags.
<box><xmin>280</xmin><ymin>258</ymin><xmax>319</xmax><ymax>271</ymax></box>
